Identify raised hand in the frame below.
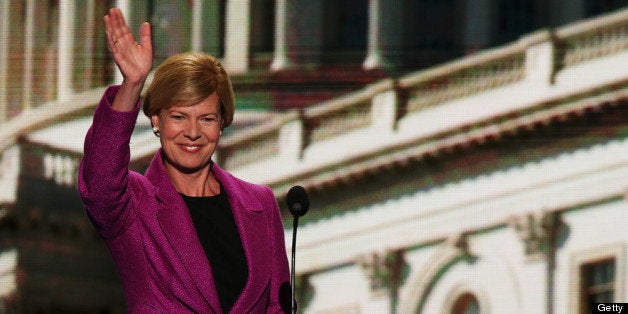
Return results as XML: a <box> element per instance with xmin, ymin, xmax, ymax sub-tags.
<box><xmin>104</xmin><ymin>8</ymin><xmax>153</xmax><ymax>85</ymax></box>
<box><xmin>104</xmin><ymin>8</ymin><xmax>153</xmax><ymax>112</ymax></box>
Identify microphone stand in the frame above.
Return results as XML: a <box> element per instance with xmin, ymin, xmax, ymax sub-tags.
<box><xmin>291</xmin><ymin>215</ymin><xmax>299</xmax><ymax>314</ymax></box>
<box><xmin>287</xmin><ymin>185</ymin><xmax>308</xmax><ymax>313</ymax></box>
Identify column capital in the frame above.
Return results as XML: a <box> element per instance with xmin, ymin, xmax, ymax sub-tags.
<box><xmin>358</xmin><ymin>249</ymin><xmax>408</xmax><ymax>297</ymax></box>
<box><xmin>509</xmin><ymin>211</ymin><xmax>560</xmax><ymax>261</ymax></box>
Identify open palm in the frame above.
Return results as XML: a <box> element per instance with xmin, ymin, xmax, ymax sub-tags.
<box><xmin>104</xmin><ymin>8</ymin><xmax>153</xmax><ymax>84</ymax></box>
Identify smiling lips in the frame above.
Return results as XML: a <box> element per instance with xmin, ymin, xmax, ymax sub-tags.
<box><xmin>180</xmin><ymin>144</ymin><xmax>203</xmax><ymax>153</ymax></box>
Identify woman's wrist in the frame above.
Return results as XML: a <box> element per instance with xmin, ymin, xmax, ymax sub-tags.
<box><xmin>111</xmin><ymin>79</ymin><xmax>145</xmax><ymax>112</ymax></box>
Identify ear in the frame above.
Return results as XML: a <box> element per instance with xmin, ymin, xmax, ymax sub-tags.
<box><xmin>150</xmin><ymin>114</ymin><xmax>160</xmax><ymax>128</ymax></box>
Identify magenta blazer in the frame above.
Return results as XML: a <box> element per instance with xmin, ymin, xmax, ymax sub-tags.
<box><xmin>78</xmin><ymin>86</ymin><xmax>291</xmax><ymax>313</ymax></box>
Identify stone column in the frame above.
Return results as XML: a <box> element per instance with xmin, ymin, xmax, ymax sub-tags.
<box><xmin>113</xmin><ymin>0</ymin><xmax>130</xmax><ymax>84</ymax></box>
<box><xmin>58</xmin><ymin>0</ymin><xmax>75</xmax><ymax>100</ymax></box>
<box><xmin>223</xmin><ymin>0</ymin><xmax>251</xmax><ymax>74</ymax></box>
<box><xmin>363</xmin><ymin>0</ymin><xmax>403</xmax><ymax>70</ymax></box>
<box><xmin>363</xmin><ymin>0</ymin><xmax>382</xmax><ymax>70</ymax></box>
<box><xmin>82</xmin><ymin>0</ymin><xmax>96</xmax><ymax>91</ymax></box>
<box><xmin>274</xmin><ymin>0</ymin><xmax>324</xmax><ymax>70</ymax></box>
<box><xmin>190</xmin><ymin>0</ymin><xmax>203</xmax><ymax>52</ymax></box>
<box><xmin>23</xmin><ymin>0</ymin><xmax>36</xmax><ymax>110</ymax></box>
<box><xmin>0</xmin><ymin>1</ymin><xmax>10</xmax><ymax>122</ymax></box>
<box><xmin>270</xmin><ymin>0</ymin><xmax>290</xmax><ymax>71</ymax></box>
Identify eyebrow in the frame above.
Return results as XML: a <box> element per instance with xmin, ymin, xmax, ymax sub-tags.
<box><xmin>166</xmin><ymin>108</ymin><xmax>220</xmax><ymax>116</ymax></box>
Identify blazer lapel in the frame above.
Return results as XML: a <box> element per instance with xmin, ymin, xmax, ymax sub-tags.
<box><xmin>212</xmin><ymin>164</ymin><xmax>272</xmax><ymax>312</ymax></box>
<box><xmin>147</xmin><ymin>151</ymin><xmax>222</xmax><ymax>312</ymax></box>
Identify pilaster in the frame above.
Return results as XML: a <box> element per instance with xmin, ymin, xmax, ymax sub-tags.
<box><xmin>509</xmin><ymin>211</ymin><xmax>559</xmax><ymax>261</ymax></box>
<box><xmin>358</xmin><ymin>250</ymin><xmax>408</xmax><ymax>312</ymax></box>
<box><xmin>509</xmin><ymin>211</ymin><xmax>560</xmax><ymax>313</ymax></box>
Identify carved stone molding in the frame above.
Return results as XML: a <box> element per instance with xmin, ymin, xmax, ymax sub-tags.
<box><xmin>397</xmin><ymin>234</ymin><xmax>473</xmax><ymax>314</ymax></box>
<box><xmin>509</xmin><ymin>211</ymin><xmax>559</xmax><ymax>260</ymax></box>
<box><xmin>358</xmin><ymin>249</ymin><xmax>408</xmax><ymax>297</ymax></box>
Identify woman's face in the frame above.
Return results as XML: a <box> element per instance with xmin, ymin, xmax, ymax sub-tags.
<box><xmin>151</xmin><ymin>92</ymin><xmax>222</xmax><ymax>175</ymax></box>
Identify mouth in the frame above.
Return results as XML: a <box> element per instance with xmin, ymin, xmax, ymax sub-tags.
<box><xmin>179</xmin><ymin>144</ymin><xmax>203</xmax><ymax>153</ymax></box>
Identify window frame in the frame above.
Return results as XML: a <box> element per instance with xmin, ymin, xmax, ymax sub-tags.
<box><xmin>569</xmin><ymin>243</ymin><xmax>626</xmax><ymax>314</ymax></box>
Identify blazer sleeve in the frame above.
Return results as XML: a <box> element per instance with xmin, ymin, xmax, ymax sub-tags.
<box><xmin>77</xmin><ymin>85</ymin><xmax>141</xmax><ymax>239</ymax></box>
<box><xmin>265</xmin><ymin>186</ymin><xmax>293</xmax><ymax>313</ymax></box>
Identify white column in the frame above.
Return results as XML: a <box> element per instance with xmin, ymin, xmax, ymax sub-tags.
<box><xmin>270</xmin><ymin>0</ymin><xmax>291</xmax><ymax>71</ymax></box>
<box><xmin>82</xmin><ymin>0</ymin><xmax>96</xmax><ymax>91</ymax></box>
<box><xmin>223</xmin><ymin>0</ymin><xmax>251</xmax><ymax>74</ymax></box>
<box><xmin>23</xmin><ymin>0</ymin><xmax>36</xmax><ymax>110</ymax></box>
<box><xmin>362</xmin><ymin>0</ymin><xmax>402</xmax><ymax>70</ymax></box>
<box><xmin>363</xmin><ymin>0</ymin><xmax>382</xmax><ymax>70</ymax></box>
<box><xmin>191</xmin><ymin>0</ymin><xmax>203</xmax><ymax>51</ymax></box>
<box><xmin>0</xmin><ymin>1</ymin><xmax>10</xmax><ymax>123</ymax></box>
<box><xmin>114</xmin><ymin>0</ymin><xmax>131</xmax><ymax>84</ymax></box>
<box><xmin>58</xmin><ymin>0</ymin><xmax>75</xmax><ymax>100</ymax></box>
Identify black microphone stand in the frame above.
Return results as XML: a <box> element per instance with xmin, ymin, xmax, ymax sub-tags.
<box><xmin>287</xmin><ymin>185</ymin><xmax>308</xmax><ymax>314</ymax></box>
<box><xmin>291</xmin><ymin>215</ymin><xmax>299</xmax><ymax>314</ymax></box>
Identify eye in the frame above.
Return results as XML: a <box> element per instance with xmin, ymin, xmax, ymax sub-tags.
<box><xmin>170</xmin><ymin>114</ymin><xmax>185</xmax><ymax>120</ymax></box>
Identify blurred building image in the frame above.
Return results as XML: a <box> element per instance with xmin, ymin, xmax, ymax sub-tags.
<box><xmin>0</xmin><ymin>0</ymin><xmax>627</xmax><ymax>313</ymax></box>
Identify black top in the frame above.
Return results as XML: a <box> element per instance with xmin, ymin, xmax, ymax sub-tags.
<box><xmin>181</xmin><ymin>189</ymin><xmax>248</xmax><ymax>313</ymax></box>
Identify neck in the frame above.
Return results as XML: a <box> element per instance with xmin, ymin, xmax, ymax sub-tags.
<box><xmin>164</xmin><ymin>163</ymin><xmax>220</xmax><ymax>197</ymax></box>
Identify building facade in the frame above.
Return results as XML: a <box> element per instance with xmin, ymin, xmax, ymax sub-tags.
<box><xmin>0</xmin><ymin>1</ymin><xmax>627</xmax><ymax>313</ymax></box>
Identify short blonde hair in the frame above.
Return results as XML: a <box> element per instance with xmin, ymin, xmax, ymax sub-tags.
<box><xmin>143</xmin><ymin>52</ymin><xmax>235</xmax><ymax>129</ymax></box>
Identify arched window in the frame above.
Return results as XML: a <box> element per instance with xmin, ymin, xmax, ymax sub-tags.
<box><xmin>451</xmin><ymin>292</ymin><xmax>480</xmax><ymax>314</ymax></box>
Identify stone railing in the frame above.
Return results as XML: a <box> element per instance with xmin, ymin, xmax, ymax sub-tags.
<box><xmin>216</xmin><ymin>8</ymin><xmax>628</xmax><ymax>176</ymax></box>
<box><xmin>557</xmin><ymin>8</ymin><xmax>628</xmax><ymax>67</ymax></box>
<box><xmin>17</xmin><ymin>141</ymin><xmax>82</xmax><ymax>189</ymax></box>
<box><xmin>398</xmin><ymin>43</ymin><xmax>526</xmax><ymax>113</ymax></box>
<box><xmin>303</xmin><ymin>79</ymin><xmax>393</xmax><ymax>144</ymax></box>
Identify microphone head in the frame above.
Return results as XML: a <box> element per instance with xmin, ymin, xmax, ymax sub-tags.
<box><xmin>286</xmin><ymin>185</ymin><xmax>309</xmax><ymax>218</ymax></box>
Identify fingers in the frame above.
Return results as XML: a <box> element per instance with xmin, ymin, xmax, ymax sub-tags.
<box><xmin>139</xmin><ymin>22</ymin><xmax>153</xmax><ymax>50</ymax></box>
<box><xmin>104</xmin><ymin>8</ymin><xmax>132</xmax><ymax>47</ymax></box>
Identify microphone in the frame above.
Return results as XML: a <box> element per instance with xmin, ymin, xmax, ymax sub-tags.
<box><xmin>287</xmin><ymin>185</ymin><xmax>309</xmax><ymax>218</ymax></box>
<box><xmin>287</xmin><ymin>185</ymin><xmax>309</xmax><ymax>314</ymax></box>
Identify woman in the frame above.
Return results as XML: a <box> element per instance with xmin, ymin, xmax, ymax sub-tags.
<box><xmin>78</xmin><ymin>8</ymin><xmax>292</xmax><ymax>313</ymax></box>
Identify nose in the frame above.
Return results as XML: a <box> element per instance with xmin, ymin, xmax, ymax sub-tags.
<box><xmin>184</xmin><ymin>120</ymin><xmax>201</xmax><ymax>141</ymax></box>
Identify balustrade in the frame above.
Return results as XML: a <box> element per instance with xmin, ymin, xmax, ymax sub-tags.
<box><xmin>215</xmin><ymin>8</ymin><xmax>628</xmax><ymax>173</ymax></box>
